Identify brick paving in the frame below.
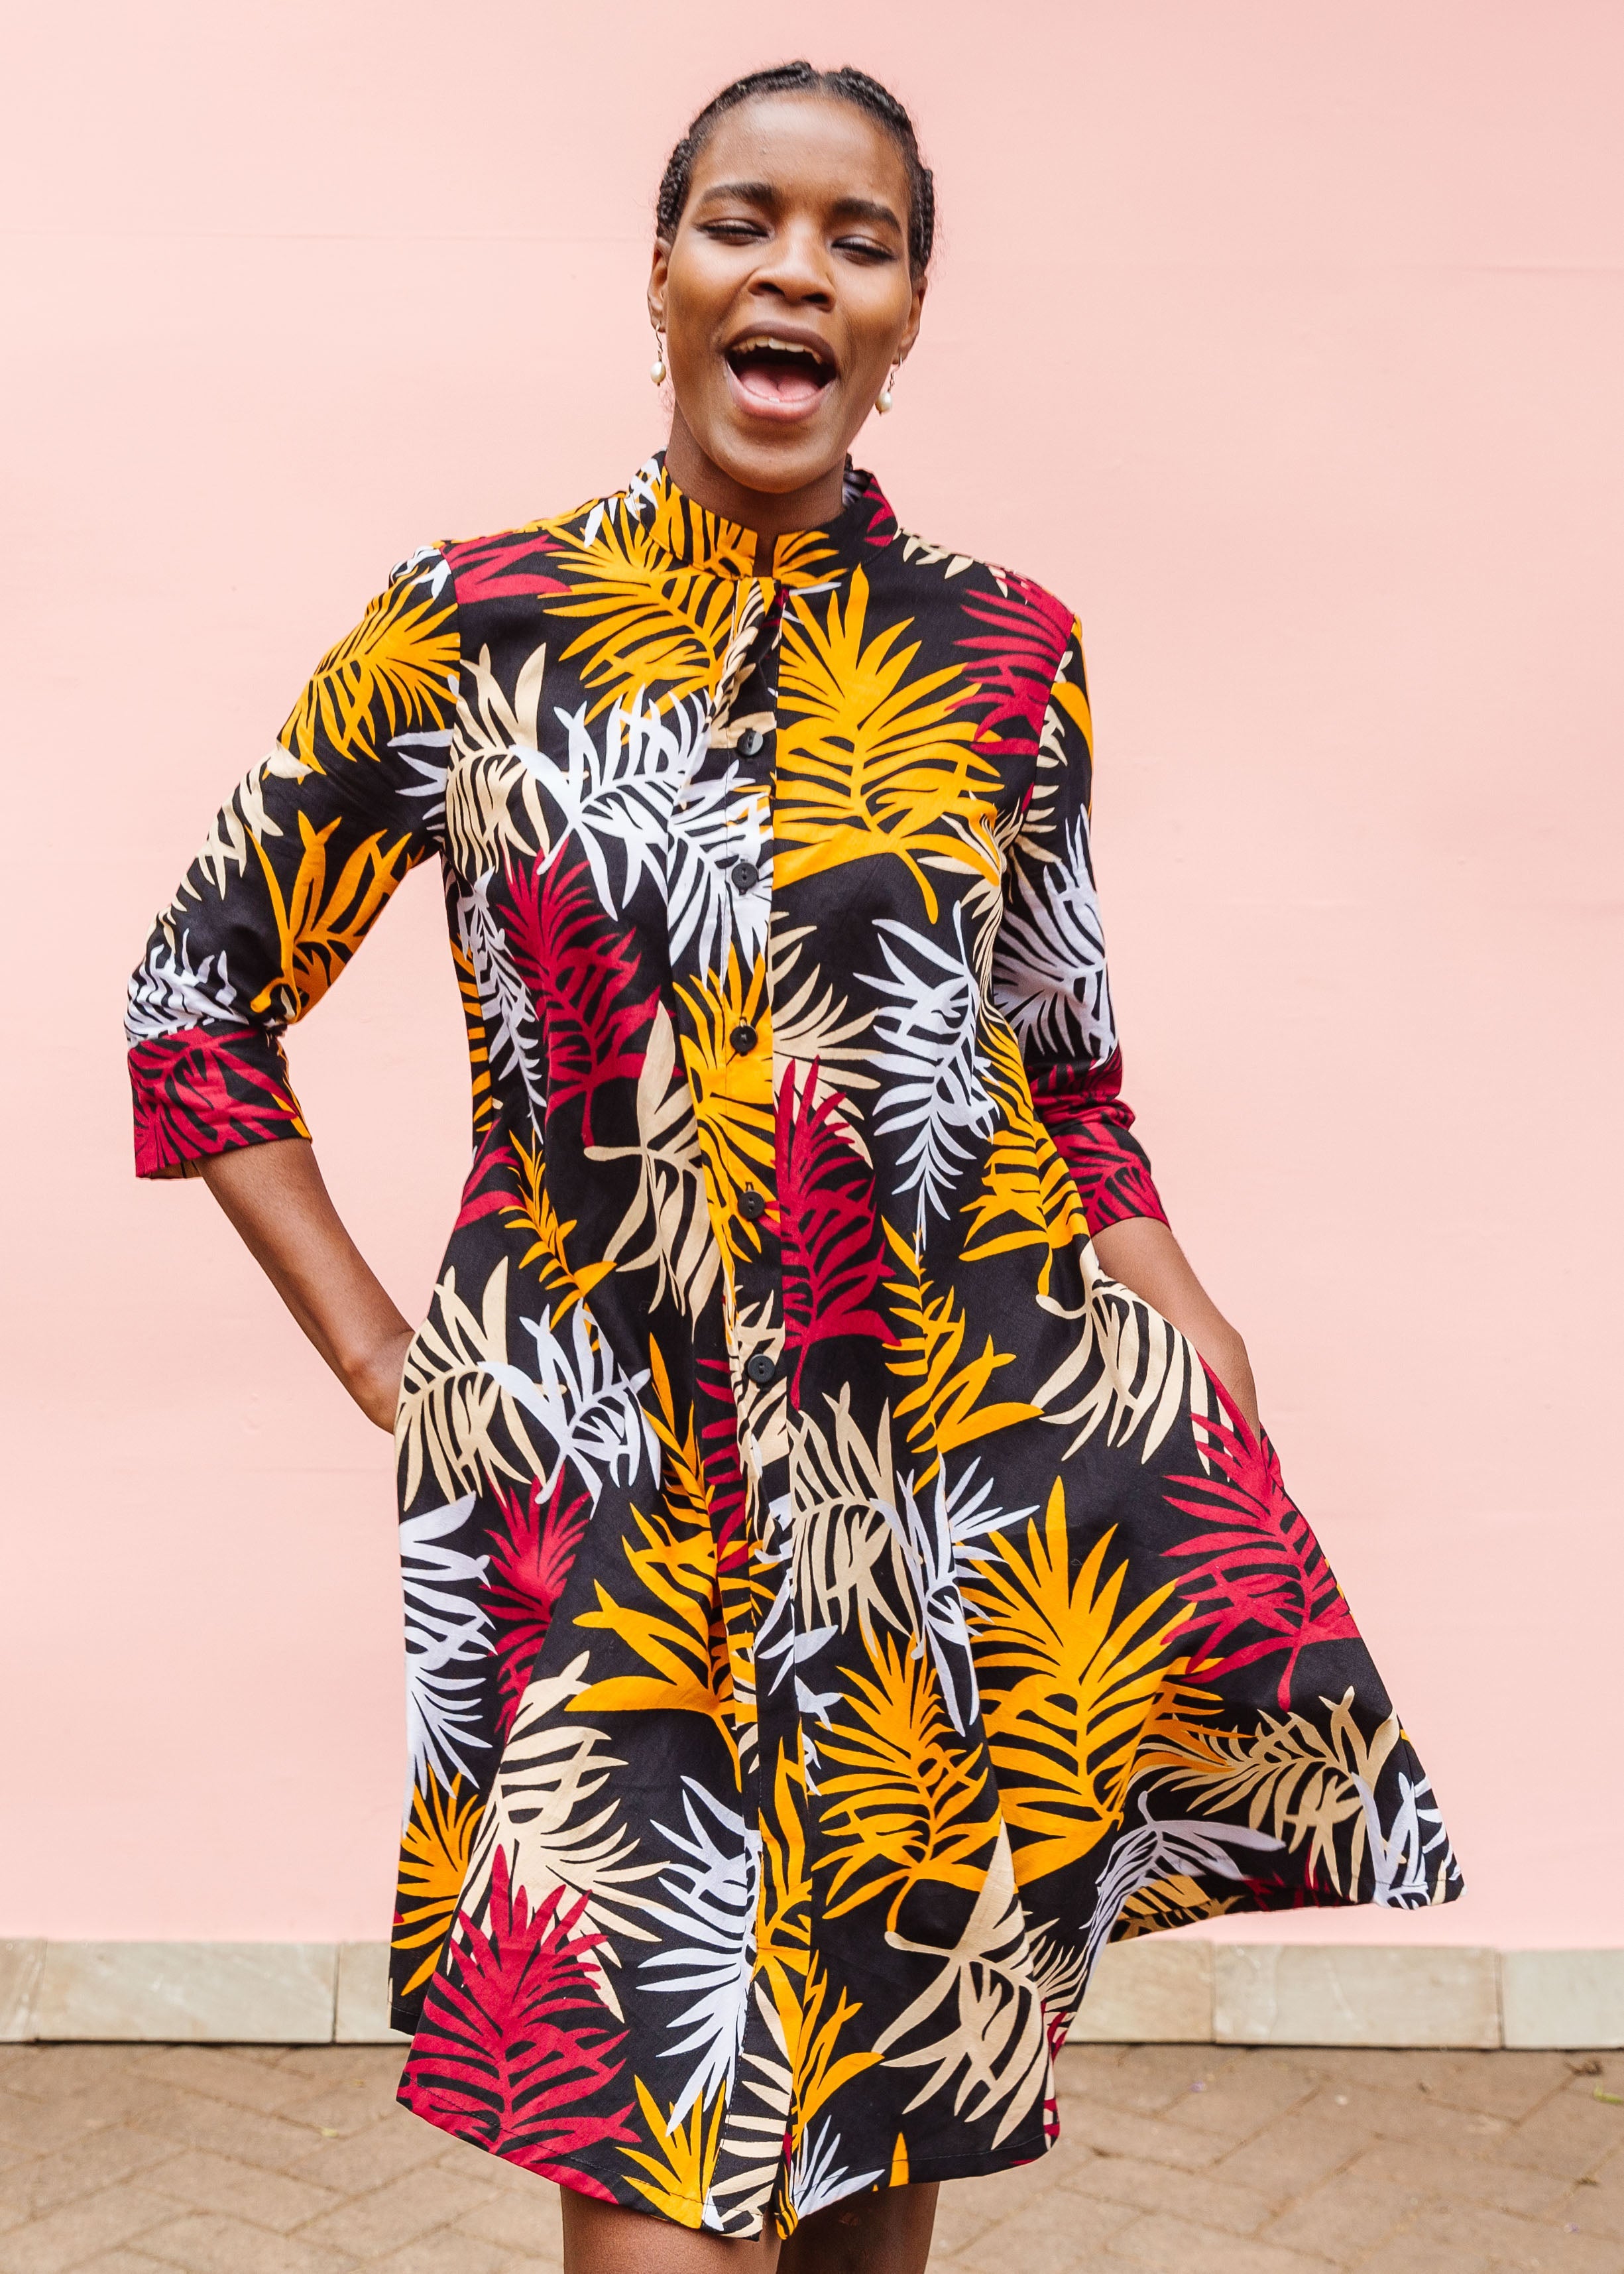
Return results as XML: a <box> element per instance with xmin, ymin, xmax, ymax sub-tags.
<box><xmin>0</xmin><ymin>2041</ymin><xmax>1619</xmax><ymax>2273</ymax></box>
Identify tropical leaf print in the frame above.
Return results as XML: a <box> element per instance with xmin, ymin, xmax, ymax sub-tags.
<box><xmin>1162</xmin><ymin>1396</ymin><xmax>1360</xmax><ymax>1710</ymax></box>
<box><xmin>960</xmin><ymin>1019</ymin><xmax>1090</xmax><ymax>1302</ymax></box>
<box><xmin>817</xmin><ymin>1631</ymin><xmax>998</xmax><ymax>1929</ymax></box>
<box><xmin>542</xmin><ymin>504</ymin><xmax>753</xmax><ymax>718</ymax></box>
<box><xmin>673</xmin><ymin>950</ymin><xmax>775</xmax><ymax>1266</ymax></box>
<box><xmin>280</xmin><ymin>573</ymin><xmax>459</xmax><ymax>770</ymax></box>
<box><xmin>400</xmin><ymin>1845</ymin><xmax>636</xmax><ymax>2179</ymax></box>
<box><xmin>954</xmin><ymin>581</ymin><xmax>1076</xmax><ymax>755</ymax></box>
<box><xmin>487</xmin><ymin>1470</ymin><xmax>591</xmax><ymax>1738</ymax></box>
<box><xmin>501</xmin><ymin>845</ymin><xmax>654</xmax><ymax>1146</ymax></box>
<box><xmin>400</xmin><ymin>1493</ymin><xmax>493</xmax><ymax>1795</ymax></box>
<box><xmin>864</xmin><ymin>908</ymin><xmax>999</xmax><ymax>1226</ymax></box>
<box><xmin>623</xmin><ymin>2076</ymin><xmax>726</xmax><ymax>2228</ymax></box>
<box><xmin>394</xmin><ymin>1773</ymin><xmax>484</xmax><ymax>1998</ymax></box>
<box><xmin>247</xmin><ymin>811</ymin><xmax>418</xmax><ymax>1023</ymax></box>
<box><xmin>777</xmin><ymin>1061</ymin><xmax>892</xmax><ymax>1398</ymax></box>
<box><xmin>573</xmin><ymin>1498</ymin><xmax>738</xmax><ymax>1771</ymax></box>
<box><xmin>882</xmin><ymin>1220</ymin><xmax>1040</xmax><ymax>1484</ymax></box>
<box><xmin>587</xmin><ymin>1002</ymin><xmax>719</xmax><ymax>1321</ymax></box>
<box><xmin>965</xmin><ymin>1486</ymin><xmax>1193</xmax><ymax>1887</ymax></box>
<box><xmin>455</xmin><ymin>1127</ymin><xmax>613</xmax><ymax>1321</ymax></box>
<box><xmin>776</xmin><ymin>568</ymin><xmax>999</xmax><ymax>919</ymax></box>
<box><xmin>636</xmin><ymin>1781</ymin><xmax>758</xmax><ymax>2116</ymax></box>
<box><xmin>1076</xmin><ymin>1797</ymin><xmax>1287</xmax><ymax>1978</ymax></box>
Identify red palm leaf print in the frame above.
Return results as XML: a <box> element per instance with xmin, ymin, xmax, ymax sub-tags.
<box><xmin>695</xmin><ymin>1354</ymin><xmax>750</xmax><ymax>1575</ymax></box>
<box><xmin>776</xmin><ymin>1062</ymin><xmax>892</xmax><ymax>1401</ymax></box>
<box><xmin>398</xmin><ymin>1845</ymin><xmax>634</xmax><ymax>2183</ymax></box>
<box><xmin>129</xmin><ymin>1030</ymin><xmax>306</xmax><ymax>1175</ymax></box>
<box><xmin>1163</xmin><ymin>1382</ymin><xmax>1360</xmax><ymax>1710</ymax></box>
<box><xmin>502</xmin><ymin>851</ymin><xmax>653</xmax><ymax>1147</ymax></box>
<box><xmin>487</xmin><ymin>1472</ymin><xmax>591</xmax><ymax>1738</ymax></box>
<box><xmin>955</xmin><ymin>579</ymin><xmax>1074</xmax><ymax>754</ymax></box>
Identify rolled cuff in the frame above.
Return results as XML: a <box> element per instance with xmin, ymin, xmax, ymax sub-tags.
<box><xmin>129</xmin><ymin>1026</ymin><xmax>310</xmax><ymax>1180</ymax></box>
<box><xmin>1027</xmin><ymin>1050</ymin><xmax>1169</xmax><ymax>1234</ymax></box>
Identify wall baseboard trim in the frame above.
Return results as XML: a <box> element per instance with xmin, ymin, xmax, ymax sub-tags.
<box><xmin>3</xmin><ymin>1939</ymin><xmax>1619</xmax><ymax>2049</ymax></box>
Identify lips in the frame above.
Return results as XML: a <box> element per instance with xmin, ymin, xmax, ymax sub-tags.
<box><xmin>725</xmin><ymin>334</ymin><xmax>836</xmax><ymax>414</ymax></box>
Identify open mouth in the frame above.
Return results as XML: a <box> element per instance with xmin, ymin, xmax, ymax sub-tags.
<box><xmin>725</xmin><ymin>335</ymin><xmax>837</xmax><ymax>412</ymax></box>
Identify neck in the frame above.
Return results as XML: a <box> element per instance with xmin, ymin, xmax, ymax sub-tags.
<box><xmin>664</xmin><ymin>411</ymin><xmax>845</xmax><ymax>572</ymax></box>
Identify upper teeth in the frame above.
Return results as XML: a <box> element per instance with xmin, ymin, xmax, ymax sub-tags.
<box><xmin>736</xmin><ymin>336</ymin><xmax>823</xmax><ymax>361</ymax></box>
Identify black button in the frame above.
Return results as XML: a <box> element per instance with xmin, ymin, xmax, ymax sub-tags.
<box><xmin>740</xmin><ymin>1187</ymin><xmax>766</xmax><ymax>1221</ymax></box>
<box><xmin>730</xmin><ymin>1022</ymin><xmax>758</xmax><ymax>1054</ymax></box>
<box><xmin>744</xmin><ymin>1349</ymin><xmax>778</xmax><ymax>1386</ymax></box>
<box><xmin>730</xmin><ymin>858</ymin><xmax>761</xmax><ymax>894</ymax></box>
<box><xmin>737</xmin><ymin>727</ymin><xmax>766</xmax><ymax>758</ymax></box>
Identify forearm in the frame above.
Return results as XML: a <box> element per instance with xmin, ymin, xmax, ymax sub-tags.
<box><xmin>199</xmin><ymin>1137</ymin><xmax>412</xmax><ymax>1431</ymax></box>
<box><xmin>1090</xmin><ymin>1214</ymin><xmax>1260</xmax><ymax>1435</ymax></box>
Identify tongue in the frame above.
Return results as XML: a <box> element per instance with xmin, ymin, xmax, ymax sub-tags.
<box><xmin>736</xmin><ymin>358</ymin><xmax>823</xmax><ymax>406</ymax></box>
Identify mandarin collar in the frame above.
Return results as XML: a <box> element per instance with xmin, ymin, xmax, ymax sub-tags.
<box><xmin>618</xmin><ymin>451</ymin><xmax>898</xmax><ymax>585</ymax></box>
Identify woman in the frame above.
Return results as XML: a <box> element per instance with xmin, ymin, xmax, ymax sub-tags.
<box><xmin>127</xmin><ymin>60</ymin><xmax>1460</xmax><ymax>2274</ymax></box>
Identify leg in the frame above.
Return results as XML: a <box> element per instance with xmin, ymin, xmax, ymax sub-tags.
<box><xmin>778</xmin><ymin>2183</ymin><xmax>939</xmax><ymax>2274</ymax></box>
<box><xmin>561</xmin><ymin>2188</ymin><xmax>780</xmax><ymax>2274</ymax></box>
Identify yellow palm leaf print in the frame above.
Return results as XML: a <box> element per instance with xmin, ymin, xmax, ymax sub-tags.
<box><xmin>281</xmin><ymin>577</ymin><xmax>458</xmax><ymax>768</ymax></box>
<box><xmin>571</xmin><ymin>1501</ymin><xmax>738</xmax><ymax>1773</ymax></box>
<box><xmin>451</xmin><ymin>937</ymin><xmax>495</xmax><ymax>1135</ymax></box>
<box><xmin>882</xmin><ymin>1219</ymin><xmax>1040</xmax><ymax>1483</ymax></box>
<box><xmin>393</xmin><ymin>1774</ymin><xmax>482</xmax><ymax>1996</ymax></box>
<box><xmin>964</xmin><ymin>1484</ymin><xmax>1192</xmax><ymax>1887</ymax></box>
<box><xmin>623</xmin><ymin>2077</ymin><xmax>725</xmax><ymax>2228</ymax></box>
<box><xmin>791</xmin><ymin>1953</ymin><xmax>882</xmax><ymax>2141</ymax></box>
<box><xmin>817</xmin><ymin>1630</ymin><xmax>997</xmax><ymax>1929</ymax></box>
<box><xmin>775</xmin><ymin>569</ymin><xmax>1002</xmax><ymax>919</ymax></box>
<box><xmin>496</xmin><ymin>1131</ymin><xmax>614</xmax><ymax>1320</ymax></box>
<box><xmin>960</xmin><ymin>1022</ymin><xmax>1088</xmax><ymax>1297</ymax></box>
<box><xmin>540</xmin><ymin>499</ymin><xmax>754</xmax><ymax>717</ymax></box>
<box><xmin>674</xmin><ymin>950</ymin><xmax>775</xmax><ymax>1276</ymax></box>
<box><xmin>249</xmin><ymin>810</ymin><xmax>417</xmax><ymax>1020</ymax></box>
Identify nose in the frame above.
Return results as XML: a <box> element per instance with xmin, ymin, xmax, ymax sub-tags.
<box><xmin>750</xmin><ymin>218</ymin><xmax>835</xmax><ymax>310</ymax></box>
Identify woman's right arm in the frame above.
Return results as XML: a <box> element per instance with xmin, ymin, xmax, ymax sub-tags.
<box><xmin>126</xmin><ymin>552</ymin><xmax>459</xmax><ymax>1426</ymax></box>
<box><xmin>199</xmin><ymin>1138</ymin><xmax>415</xmax><ymax>1431</ymax></box>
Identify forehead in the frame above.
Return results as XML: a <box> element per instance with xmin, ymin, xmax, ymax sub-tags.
<box><xmin>688</xmin><ymin>91</ymin><xmax>911</xmax><ymax>208</ymax></box>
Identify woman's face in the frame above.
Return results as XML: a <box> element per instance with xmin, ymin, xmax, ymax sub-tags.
<box><xmin>650</xmin><ymin>93</ymin><xmax>926</xmax><ymax>505</ymax></box>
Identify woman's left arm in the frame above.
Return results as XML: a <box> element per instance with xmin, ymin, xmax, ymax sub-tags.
<box><xmin>1090</xmin><ymin>1215</ymin><xmax>1259</xmax><ymax>1435</ymax></box>
<box><xmin>990</xmin><ymin>601</ymin><xmax>1261</xmax><ymax>1436</ymax></box>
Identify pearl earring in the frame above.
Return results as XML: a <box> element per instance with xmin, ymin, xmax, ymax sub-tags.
<box><xmin>649</xmin><ymin>328</ymin><xmax>667</xmax><ymax>387</ymax></box>
<box><xmin>876</xmin><ymin>363</ymin><xmax>899</xmax><ymax>414</ymax></box>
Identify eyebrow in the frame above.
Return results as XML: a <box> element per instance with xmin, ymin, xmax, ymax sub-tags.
<box><xmin>694</xmin><ymin>181</ymin><xmax>904</xmax><ymax>233</ymax></box>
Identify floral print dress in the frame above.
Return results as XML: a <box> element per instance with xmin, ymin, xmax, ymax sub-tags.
<box><xmin>127</xmin><ymin>457</ymin><xmax>1460</xmax><ymax>2237</ymax></box>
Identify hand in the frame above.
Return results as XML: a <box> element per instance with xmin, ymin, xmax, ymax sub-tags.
<box><xmin>1090</xmin><ymin>1215</ymin><xmax>1263</xmax><ymax>1439</ymax></box>
<box><xmin>345</xmin><ymin>1322</ymin><xmax>417</xmax><ymax>1434</ymax></box>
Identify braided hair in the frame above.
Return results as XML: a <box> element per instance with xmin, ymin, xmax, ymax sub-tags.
<box><xmin>655</xmin><ymin>62</ymin><xmax>936</xmax><ymax>274</ymax></box>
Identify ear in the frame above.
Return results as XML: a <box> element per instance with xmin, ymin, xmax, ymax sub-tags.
<box><xmin>896</xmin><ymin>269</ymin><xmax>928</xmax><ymax>365</ymax></box>
<box><xmin>648</xmin><ymin>241</ymin><xmax>671</xmax><ymax>331</ymax></box>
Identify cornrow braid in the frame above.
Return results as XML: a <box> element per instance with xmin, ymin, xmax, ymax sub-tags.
<box><xmin>655</xmin><ymin>60</ymin><xmax>936</xmax><ymax>274</ymax></box>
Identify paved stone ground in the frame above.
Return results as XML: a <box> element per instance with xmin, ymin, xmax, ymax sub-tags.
<box><xmin>0</xmin><ymin>2041</ymin><xmax>1620</xmax><ymax>2274</ymax></box>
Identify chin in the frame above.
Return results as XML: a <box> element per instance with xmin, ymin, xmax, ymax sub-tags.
<box><xmin>716</xmin><ymin>423</ymin><xmax>844</xmax><ymax>497</ymax></box>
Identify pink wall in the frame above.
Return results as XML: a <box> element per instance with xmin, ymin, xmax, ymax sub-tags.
<box><xmin>3</xmin><ymin>2</ymin><xmax>1619</xmax><ymax>1948</ymax></box>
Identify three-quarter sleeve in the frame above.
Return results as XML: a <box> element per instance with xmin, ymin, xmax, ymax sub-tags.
<box><xmin>988</xmin><ymin>616</ymin><xmax>1169</xmax><ymax>1234</ymax></box>
<box><xmin>126</xmin><ymin>550</ymin><xmax>458</xmax><ymax>1178</ymax></box>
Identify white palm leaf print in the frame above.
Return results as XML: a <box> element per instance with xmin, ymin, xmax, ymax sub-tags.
<box><xmin>770</xmin><ymin>923</ymin><xmax>878</xmax><ymax>1105</ymax></box>
<box><xmin>544</xmin><ymin>690</ymin><xmax>704</xmax><ymax>914</ymax></box>
<box><xmin>390</xmin><ymin>727</ymin><xmax>453</xmax><ymax>839</ymax></box>
<box><xmin>1033</xmin><ymin>1250</ymin><xmax>1212</xmax><ymax>1462</ymax></box>
<box><xmin>638</xmin><ymin>1783</ymin><xmax>760</xmax><ymax>2119</ymax></box>
<box><xmin>472</xmin><ymin>1651</ymin><xmax>660</xmax><ymax>2017</ymax></box>
<box><xmin>1079</xmin><ymin>1795</ymin><xmax>1285</xmax><ymax>1979</ymax></box>
<box><xmin>1368</xmin><ymin>1767</ymin><xmax>1458</xmax><ymax>1907</ymax></box>
<box><xmin>456</xmin><ymin>880</ymin><xmax>546</xmax><ymax>1131</ymax></box>
<box><xmin>181</xmin><ymin>747</ymin><xmax>308</xmax><ymax>902</ymax></box>
<box><xmin>789</xmin><ymin>1392</ymin><xmax>907</xmax><ymax>1646</ymax></box>
<box><xmin>663</xmin><ymin>755</ymin><xmax>770</xmax><ymax>973</ymax></box>
<box><xmin>489</xmin><ymin>1303</ymin><xmax>656</xmax><ymax>1505</ymax></box>
<box><xmin>789</xmin><ymin>2120</ymin><xmax>883</xmax><ymax>2220</ymax></box>
<box><xmin>872</xmin><ymin>1830</ymin><xmax>1049</xmax><ymax>2148</ymax></box>
<box><xmin>862</xmin><ymin>907</ymin><xmax>997</xmax><ymax>1225</ymax></box>
<box><xmin>588</xmin><ymin>1002</ymin><xmax>718</xmax><ymax>1320</ymax></box>
<box><xmin>886</xmin><ymin>1461</ymin><xmax>1037</xmax><ymax>1736</ymax></box>
<box><xmin>400</xmin><ymin>1492</ymin><xmax>492</xmax><ymax>1797</ymax></box>
<box><xmin>991</xmin><ymin>814</ymin><xmax>1117</xmax><ymax>1061</ymax></box>
<box><xmin>125</xmin><ymin>925</ymin><xmax>241</xmax><ymax>1040</ymax></box>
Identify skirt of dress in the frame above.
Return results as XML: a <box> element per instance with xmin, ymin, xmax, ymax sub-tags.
<box><xmin>386</xmin><ymin>1235</ymin><xmax>1462</xmax><ymax>2241</ymax></box>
